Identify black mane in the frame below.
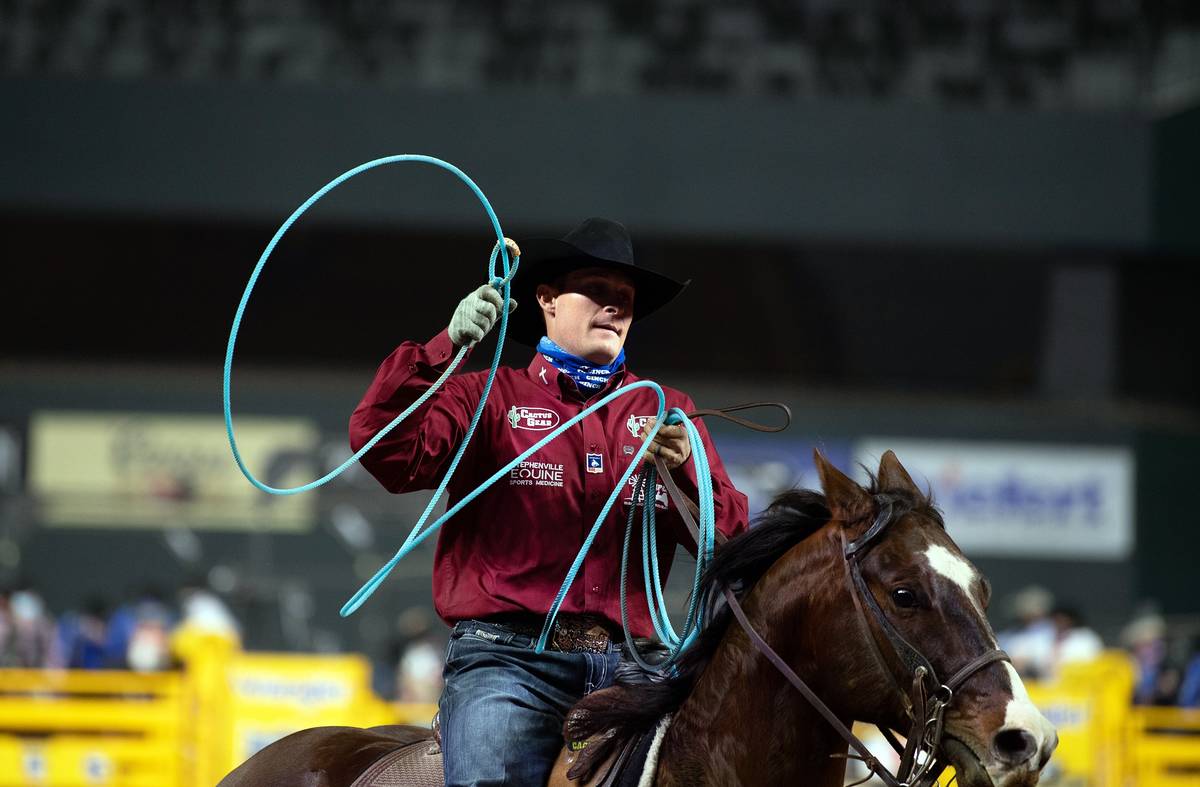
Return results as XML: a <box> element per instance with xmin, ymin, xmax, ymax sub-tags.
<box><xmin>565</xmin><ymin>478</ymin><xmax>939</xmax><ymax>767</ymax></box>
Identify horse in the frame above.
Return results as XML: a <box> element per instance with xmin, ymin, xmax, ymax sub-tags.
<box><xmin>218</xmin><ymin>450</ymin><xmax>1056</xmax><ymax>787</ymax></box>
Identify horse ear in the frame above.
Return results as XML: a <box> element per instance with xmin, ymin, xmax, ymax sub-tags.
<box><xmin>877</xmin><ymin>450</ymin><xmax>921</xmax><ymax>497</ymax></box>
<box><xmin>813</xmin><ymin>448</ymin><xmax>869</xmax><ymax>517</ymax></box>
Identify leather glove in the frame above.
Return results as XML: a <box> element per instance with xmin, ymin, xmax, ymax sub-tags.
<box><xmin>640</xmin><ymin>417</ymin><xmax>692</xmax><ymax>471</ymax></box>
<box><xmin>448</xmin><ymin>240</ymin><xmax>520</xmax><ymax>347</ymax></box>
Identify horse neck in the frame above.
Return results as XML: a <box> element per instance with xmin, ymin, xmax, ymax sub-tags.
<box><xmin>656</xmin><ymin>537</ymin><xmax>852</xmax><ymax>787</ymax></box>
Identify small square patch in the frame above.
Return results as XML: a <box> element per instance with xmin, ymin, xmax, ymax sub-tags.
<box><xmin>586</xmin><ymin>453</ymin><xmax>604</xmax><ymax>473</ymax></box>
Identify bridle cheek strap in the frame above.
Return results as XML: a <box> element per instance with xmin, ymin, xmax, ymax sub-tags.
<box><xmin>840</xmin><ymin>529</ymin><xmax>920</xmax><ymax>721</ymax></box>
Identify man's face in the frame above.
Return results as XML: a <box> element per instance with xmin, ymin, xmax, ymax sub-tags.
<box><xmin>536</xmin><ymin>267</ymin><xmax>635</xmax><ymax>364</ymax></box>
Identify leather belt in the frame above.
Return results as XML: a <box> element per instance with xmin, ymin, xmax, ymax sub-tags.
<box><xmin>486</xmin><ymin>613</ymin><xmax>622</xmax><ymax>654</ymax></box>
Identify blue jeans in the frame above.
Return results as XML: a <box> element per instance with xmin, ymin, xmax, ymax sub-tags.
<box><xmin>439</xmin><ymin>619</ymin><xmax>623</xmax><ymax>787</ymax></box>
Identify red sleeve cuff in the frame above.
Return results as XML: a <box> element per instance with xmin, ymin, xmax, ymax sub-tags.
<box><xmin>424</xmin><ymin>329</ymin><xmax>465</xmax><ymax>368</ymax></box>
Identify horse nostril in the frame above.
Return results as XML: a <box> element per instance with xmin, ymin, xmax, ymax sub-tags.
<box><xmin>1038</xmin><ymin>730</ymin><xmax>1059</xmax><ymax>769</ymax></box>
<box><xmin>993</xmin><ymin>728</ymin><xmax>1038</xmax><ymax>765</ymax></box>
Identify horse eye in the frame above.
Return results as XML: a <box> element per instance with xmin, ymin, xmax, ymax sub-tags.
<box><xmin>891</xmin><ymin>588</ymin><xmax>919</xmax><ymax>609</ymax></box>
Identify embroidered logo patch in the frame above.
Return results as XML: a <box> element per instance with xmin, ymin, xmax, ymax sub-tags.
<box><xmin>509</xmin><ymin>461</ymin><xmax>565</xmax><ymax>488</ymax></box>
<box><xmin>586</xmin><ymin>453</ymin><xmax>604</xmax><ymax>474</ymax></box>
<box><xmin>623</xmin><ymin>474</ymin><xmax>669</xmax><ymax>510</ymax></box>
<box><xmin>508</xmin><ymin>405</ymin><xmax>561</xmax><ymax>431</ymax></box>
<box><xmin>626</xmin><ymin>414</ymin><xmax>654</xmax><ymax>438</ymax></box>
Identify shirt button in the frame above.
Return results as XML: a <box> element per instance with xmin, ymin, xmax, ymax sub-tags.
<box><xmin>408</xmin><ymin>363</ymin><xmax>417</xmax><ymax>372</ymax></box>
<box><xmin>592</xmin><ymin>586</ymin><xmax>600</xmax><ymax>593</ymax></box>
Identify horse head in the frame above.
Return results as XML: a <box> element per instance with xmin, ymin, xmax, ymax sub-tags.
<box><xmin>805</xmin><ymin>449</ymin><xmax>1057</xmax><ymax>787</ymax></box>
<box><xmin>566</xmin><ymin>449</ymin><xmax>1056</xmax><ymax>787</ymax></box>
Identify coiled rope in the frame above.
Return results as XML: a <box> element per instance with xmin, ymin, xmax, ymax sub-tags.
<box><xmin>223</xmin><ymin>155</ymin><xmax>713</xmax><ymax>664</ymax></box>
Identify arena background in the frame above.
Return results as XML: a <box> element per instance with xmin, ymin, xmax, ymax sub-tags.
<box><xmin>2</xmin><ymin>1</ymin><xmax>1199</xmax><ymax>783</ymax></box>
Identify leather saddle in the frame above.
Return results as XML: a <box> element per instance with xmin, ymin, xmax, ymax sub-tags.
<box><xmin>348</xmin><ymin>738</ymin><xmax>443</xmax><ymax>787</ymax></box>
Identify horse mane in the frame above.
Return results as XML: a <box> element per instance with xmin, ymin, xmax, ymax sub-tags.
<box><xmin>564</xmin><ymin>477</ymin><xmax>939</xmax><ymax>777</ymax></box>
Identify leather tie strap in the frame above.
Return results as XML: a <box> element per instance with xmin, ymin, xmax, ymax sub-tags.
<box><xmin>684</xmin><ymin>402</ymin><xmax>792</xmax><ymax>434</ymax></box>
<box><xmin>651</xmin><ymin>402</ymin><xmax>789</xmax><ymax>548</ymax></box>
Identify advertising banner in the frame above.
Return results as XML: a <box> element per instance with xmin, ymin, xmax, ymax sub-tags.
<box><xmin>29</xmin><ymin>411</ymin><xmax>318</xmax><ymax>531</ymax></box>
<box><xmin>226</xmin><ymin>652</ymin><xmax>391</xmax><ymax>765</ymax></box>
<box><xmin>717</xmin><ymin>437</ymin><xmax>853</xmax><ymax>519</ymax></box>
<box><xmin>854</xmin><ymin>439</ymin><xmax>1134</xmax><ymax>560</ymax></box>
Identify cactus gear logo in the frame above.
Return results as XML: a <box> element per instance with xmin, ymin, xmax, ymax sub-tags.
<box><xmin>507</xmin><ymin>406</ymin><xmax>561</xmax><ymax>431</ymax></box>
<box><xmin>626</xmin><ymin>414</ymin><xmax>654</xmax><ymax>438</ymax></box>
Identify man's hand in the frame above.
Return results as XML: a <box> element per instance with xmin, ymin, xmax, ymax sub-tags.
<box><xmin>448</xmin><ymin>284</ymin><xmax>517</xmax><ymax>347</ymax></box>
<box><xmin>640</xmin><ymin>417</ymin><xmax>692</xmax><ymax>471</ymax></box>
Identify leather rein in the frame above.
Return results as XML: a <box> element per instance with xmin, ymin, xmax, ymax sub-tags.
<box><xmin>652</xmin><ymin>406</ymin><xmax>1008</xmax><ymax>787</ymax></box>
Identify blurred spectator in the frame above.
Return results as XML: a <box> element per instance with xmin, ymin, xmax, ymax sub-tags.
<box><xmin>171</xmin><ymin>585</ymin><xmax>240</xmax><ymax>665</ymax></box>
<box><xmin>1179</xmin><ymin>644</ymin><xmax>1200</xmax><ymax>708</ymax></box>
<box><xmin>127</xmin><ymin>610</ymin><xmax>173</xmax><ymax>672</ymax></box>
<box><xmin>105</xmin><ymin>587</ymin><xmax>176</xmax><ymax>671</ymax></box>
<box><xmin>178</xmin><ymin>585</ymin><xmax>240</xmax><ymax>642</ymax></box>
<box><xmin>1125</xmin><ymin>612</ymin><xmax>1182</xmax><ymax>706</ymax></box>
<box><xmin>392</xmin><ymin>607</ymin><xmax>445</xmax><ymax>704</ymax></box>
<box><xmin>0</xmin><ymin>588</ymin><xmax>62</xmax><ymax>668</ymax></box>
<box><xmin>998</xmin><ymin>586</ymin><xmax>1056</xmax><ymax>679</ymax></box>
<box><xmin>1047</xmin><ymin>606</ymin><xmax>1103</xmax><ymax>677</ymax></box>
<box><xmin>58</xmin><ymin>597</ymin><xmax>110</xmax><ymax>669</ymax></box>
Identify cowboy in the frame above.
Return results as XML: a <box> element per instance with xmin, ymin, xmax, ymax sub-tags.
<box><xmin>350</xmin><ymin>217</ymin><xmax>748</xmax><ymax>786</ymax></box>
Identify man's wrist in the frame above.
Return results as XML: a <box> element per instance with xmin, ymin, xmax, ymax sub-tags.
<box><xmin>425</xmin><ymin>329</ymin><xmax>460</xmax><ymax>366</ymax></box>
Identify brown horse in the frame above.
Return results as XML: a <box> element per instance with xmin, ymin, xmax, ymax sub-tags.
<box><xmin>219</xmin><ymin>450</ymin><xmax>1056</xmax><ymax>787</ymax></box>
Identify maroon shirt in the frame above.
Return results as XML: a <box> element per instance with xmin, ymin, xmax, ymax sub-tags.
<box><xmin>349</xmin><ymin>329</ymin><xmax>749</xmax><ymax>638</ymax></box>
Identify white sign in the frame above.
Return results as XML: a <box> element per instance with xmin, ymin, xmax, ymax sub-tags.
<box><xmin>28</xmin><ymin>411</ymin><xmax>317</xmax><ymax>531</ymax></box>
<box><xmin>855</xmin><ymin>439</ymin><xmax>1134</xmax><ymax>560</ymax></box>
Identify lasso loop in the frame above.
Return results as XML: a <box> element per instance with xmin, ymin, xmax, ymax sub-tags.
<box><xmin>223</xmin><ymin>155</ymin><xmax>714</xmax><ymax>667</ymax></box>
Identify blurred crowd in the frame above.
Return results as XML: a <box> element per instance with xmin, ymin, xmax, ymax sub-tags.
<box><xmin>2</xmin><ymin>0</ymin><xmax>1198</xmax><ymax>110</ymax></box>
<box><xmin>0</xmin><ymin>584</ymin><xmax>240</xmax><ymax>673</ymax></box>
<box><xmin>9</xmin><ymin>582</ymin><xmax>1200</xmax><ymax>708</ymax></box>
<box><xmin>999</xmin><ymin>585</ymin><xmax>1200</xmax><ymax>707</ymax></box>
<box><xmin>0</xmin><ymin>585</ymin><xmax>446</xmax><ymax>703</ymax></box>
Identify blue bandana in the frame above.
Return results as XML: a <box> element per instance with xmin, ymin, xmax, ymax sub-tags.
<box><xmin>537</xmin><ymin>336</ymin><xmax>625</xmax><ymax>392</ymax></box>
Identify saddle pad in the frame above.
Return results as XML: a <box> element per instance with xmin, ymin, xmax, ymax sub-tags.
<box><xmin>349</xmin><ymin>741</ymin><xmax>444</xmax><ymax>787</ymax></box>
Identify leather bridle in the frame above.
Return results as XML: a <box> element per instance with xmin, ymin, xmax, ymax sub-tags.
<box><xmin>651</xmin><ymin>423</ymin><xmax>1008</xmax><ymax>787</ymax></box>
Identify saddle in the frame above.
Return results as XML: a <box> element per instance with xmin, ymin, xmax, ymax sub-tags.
<box><xmin>344</xmin><ymin>728</ymin><xmax>661</xmax><ymax>787</ymax></box>
<box><xmin>348</xmin><ymin>739</ymin><xmax>443</xmax><ymax>787</ymax></box>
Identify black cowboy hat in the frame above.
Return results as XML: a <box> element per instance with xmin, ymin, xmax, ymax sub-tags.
<box><xmin>506</xmin><ymin>217</ymin><xmax>689</xmax><ymax>346</ymax></box>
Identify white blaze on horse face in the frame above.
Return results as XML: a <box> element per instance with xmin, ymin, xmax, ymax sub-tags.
<box><xmin>1001</xmin><ymin>662</ymin><xmax>1056</xmax><ymax>756</ymax></box>
<box><xmin>923</xmin><ymin>544</ymin><xmax>983</xmax><ymax>614</ymax></box>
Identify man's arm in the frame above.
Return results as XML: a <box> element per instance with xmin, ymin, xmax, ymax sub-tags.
<box><xmin>349</xmin><ymin>329</ymin><xmax>486</xmax><ymax>493</ymax></box>
<box><xmin>351</xmin><ymin>270</ymin><xmax>519</xmax><ymax>493</ymax></box>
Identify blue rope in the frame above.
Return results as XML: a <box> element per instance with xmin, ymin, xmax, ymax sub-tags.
<box><xmin>223</xmin><ymin>155</ymin><xmax>516</xmax><ymax>496</ymax></box>
<box><xmin>222</xmin><ymin>154</ymin><xmax>716</xmax><ymax>665</ymax></box>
